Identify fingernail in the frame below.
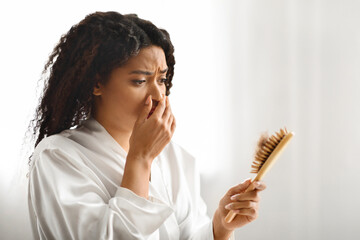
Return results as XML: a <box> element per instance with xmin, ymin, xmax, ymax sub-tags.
<box><xmin>254</xmin><ymin>181</ymin><xmax>261</xmax><ymax>187</ymax></box>
<box><xmin>225</xmin><ymin>204</ymin><xmax>231</xmax><ymax>210</ymax></box>
<box><xmin>145</xmin><ymin>95</ymin><xmax>151</xmax><ymax>105</ymax></box>
<box><xmin>242</xmin><ymin>178</ymin><xmax>251</xmax><ymax>183</ymax></box>
<box><xmin>230</xmin><ymin>195</ymin><xmax>236</xmax><ymax>201</ymax></box>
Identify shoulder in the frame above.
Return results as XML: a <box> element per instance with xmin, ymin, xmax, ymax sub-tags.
<box><xmin>33</xmin><ymin>133</ymin><xmax>78</xmax><ymax>158</ymax></box>
<box><xmin>30</xmin><ymin>132</ymin><xmax>86</xmax><ymax>172</ymax></box>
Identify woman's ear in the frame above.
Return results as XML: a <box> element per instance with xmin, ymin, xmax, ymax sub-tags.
<box><xmin>93</xmin><ymin>82</ymin><xmax>103</xmax><ymax>96</ymax></box>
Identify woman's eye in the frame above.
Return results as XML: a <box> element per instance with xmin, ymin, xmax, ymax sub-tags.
<box><xmin>132</xmin><ymin>80</ymin><xmax>145</xmax><ymax>85</ymax></box>
<box><xmin>160</xmin><ymin>78</ymin><xmax>167</xmax><ymax>84</ymax></box>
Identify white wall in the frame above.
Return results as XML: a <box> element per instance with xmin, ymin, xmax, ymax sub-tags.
<box><xmin>1</xmin><ymin>0</ymin><xmax>360</xmax><ymax>239</ymax></box>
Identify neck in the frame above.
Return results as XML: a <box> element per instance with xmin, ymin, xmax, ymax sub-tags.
<box><xmin>93</xmin><ymin>114</ymin><xmax>133</xmax><ymax>154</ymax></box>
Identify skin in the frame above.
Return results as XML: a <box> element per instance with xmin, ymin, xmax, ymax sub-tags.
<box><xmin>92</xmin><ymin>45</ymin><xmax>266</xmax><ymax>239</ymax></box>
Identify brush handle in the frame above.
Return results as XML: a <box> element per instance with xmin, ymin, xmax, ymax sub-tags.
<box><xmin>224</xmin><ymin>132</ymin><xmax>294</xmax><ymax>223</ymax></box>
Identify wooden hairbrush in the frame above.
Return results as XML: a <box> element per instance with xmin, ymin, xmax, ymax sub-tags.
<box><xmin>224</xmin><ymin>127</ymin><xmax>295</xmax><ymax>223</ymax></box>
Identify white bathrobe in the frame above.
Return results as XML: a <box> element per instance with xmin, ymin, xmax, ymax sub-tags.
<box><xmin>28</xmin><ymin>117</ymin><xmax>215</xmax><ymax>239</ymax></box>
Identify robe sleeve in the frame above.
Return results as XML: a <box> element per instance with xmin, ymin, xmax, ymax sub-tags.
<box><xmin>173</xmin><ymin>143</ymin><xmax>235</xmax><ymax>240</ymax></box>
<box><xmin>28</xmin><ymin>146</ymin><xmax>174</xmax><ymax>240</ymax></box>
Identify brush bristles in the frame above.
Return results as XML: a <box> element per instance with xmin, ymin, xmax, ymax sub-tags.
<box><xmin>250</xmin><ymin>127</ymin><xmax>289</xmax><ymax>174</ymax></box>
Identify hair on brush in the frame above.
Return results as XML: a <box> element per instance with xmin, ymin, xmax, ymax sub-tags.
<box><xmin>224</xmin><ymin>127</ymin><xmax>294</xmax><ymax>223</ymax></box>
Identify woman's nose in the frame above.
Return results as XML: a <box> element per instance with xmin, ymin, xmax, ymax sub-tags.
<box><xmin>152</xmin><ymin>94</ymin><xmax>165</xmax><ymax>103</ymax></box>
<box><xmin>149</xmin><ymin>85</ymin><xmax>165</xmax><ymax>102</ymax></box>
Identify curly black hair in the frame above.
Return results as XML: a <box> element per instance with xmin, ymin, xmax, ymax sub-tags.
<box><xmin>28</xmin><ymin>11</ymin><xmax>175</xmax><ymax>150</ymax></box>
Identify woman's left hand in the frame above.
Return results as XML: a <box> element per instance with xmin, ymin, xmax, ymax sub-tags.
<box><xmin>212</xmin><ymin>179</ymin><xmax>266</xmax><ymax>239</ymax></box>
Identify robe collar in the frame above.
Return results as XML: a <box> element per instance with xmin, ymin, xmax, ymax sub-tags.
<box><xmin>81</xmin><ymin>116</ymin><xmax>129</xmax><ymax>158</ymax></box>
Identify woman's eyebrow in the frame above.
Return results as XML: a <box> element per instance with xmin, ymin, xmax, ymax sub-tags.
<box><xmin>129</xmin><ymin>68</ymin><xmax>168</xmax><ymax>75</ymax></box>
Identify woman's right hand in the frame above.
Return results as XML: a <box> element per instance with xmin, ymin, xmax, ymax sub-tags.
<box><xmin>127</xmin><ymin>94</ymin><xmax>176</xmax><ymax>165</ymax></box>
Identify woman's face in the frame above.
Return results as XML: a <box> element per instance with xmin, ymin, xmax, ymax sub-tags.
<box><xmin>93</xmin><ymin>45</ymin><xmax>168</xmax><ymax>131</ymax></box>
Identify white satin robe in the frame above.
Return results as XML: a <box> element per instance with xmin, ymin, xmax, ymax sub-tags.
<box><xmin>28</xmin><ymin>117</ymin><xmax>215</xmax><ymax>239</ymax></box>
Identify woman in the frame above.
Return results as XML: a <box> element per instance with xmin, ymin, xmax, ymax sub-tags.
<box><xmin>28</xmin><ymin>11</ymin><xmax>266</xmax><ymax>240</ymax></box>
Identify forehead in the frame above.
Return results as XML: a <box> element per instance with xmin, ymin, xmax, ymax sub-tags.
<box><xmin>123</xmin><ymin>45</ymin><xmax>167</xmax><ymax>70</ymax></box>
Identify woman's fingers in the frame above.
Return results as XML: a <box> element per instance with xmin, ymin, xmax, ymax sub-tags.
<box><xmin>138</xmin><ymin>95</ymin><xmax>153</xmax><ymax>122</ymax></box>
<box><xmin>225</xmin><ymin>201</ymin><xmax>259</xmax><ymax>220</ymax></box>
<box><xmin>230</xmin><ymin>181</ymin><xmax>266</xmax><ymax>202</ymax></box>
<box><xmin>152</xmin><ymin>95</ymin><xmax>167</xmax><ymax>118</ymax></box>
<box><xmin>152</xmin><ymin>96</ymin><xmax>173</xmax><ymax>126</ymax></box>
<box><xmin>228</xmin><ymin>180</ymin><xmax>265</xmax><ymax>198</ymax></box>
<box><xmin>162</xmin><ymin>96</ymin><xmax>172</xmax><ymax>120</ymax></box>
<box><xmin>129</xmin><ymin>95</ymin><xmax>175</xmax><ymax>161</ymax></box>
<box><xmin>227</xmin><ymin>178</ymin><xmax>252</xmax><ymax>196</ymax></box>
<box><xmin>161</xmin><ymin>96</ymin><xmax>175</xmax><ymax>133</ymax></box>
<box><xmin>167</xmin><ymin>114</ymin><xmax>174</xmax><ymax>127</ymax></box>
<box><xmin>250</xmin><ymin>181</ymin><xmax>267</xmax><ymax>191</ymax></box>
<box><xmin>230</xmin><ymin>190</ymin><xmax>260</xmax><ymax>202</ymax></box>
<box><xmin>170</xmin><ymin>115</ymin><xmax>176</xmax><ymax>134</ymax></box>
<box><xmin>225</xmin><ymin>201</ymin><xmax>257</xmax><ymax>210</ymax></box>
<box><xmin>230</xmin><ymin>208</ymin><xmax>258</xmax><ymax>219</ymax></box>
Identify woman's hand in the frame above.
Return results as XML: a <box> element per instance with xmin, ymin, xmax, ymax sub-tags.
<box><xmin>121</xmin><ymin>95</ymin><xmax>176</xmax><ymax>198</ymax></box>
<box><xmin>212</xmin><ymin>179</ymin><xmax>266</xmax><ymax>239</ymax></box>
<box><xmin>128</xmin><ymin>94</ymin><xmax>176</xmax><ymax>165</ymax></box>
